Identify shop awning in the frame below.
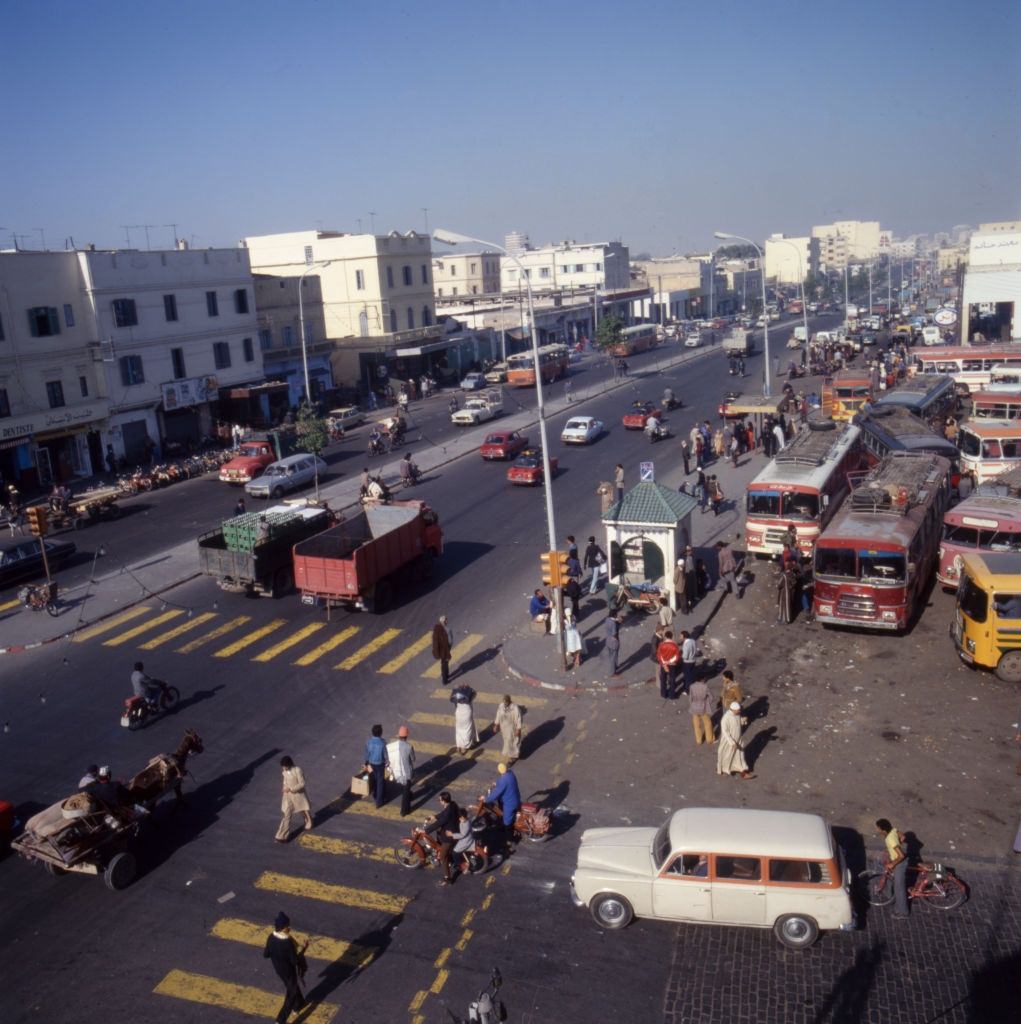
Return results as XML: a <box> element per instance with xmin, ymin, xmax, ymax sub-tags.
<box><xmin>396</xmin><ymin>338</ymin><xmax>463</xmax><ymax>356</ymax></box>
<box><xmin>725</xmin><ymin>395</ymin><xmax>785</xmax><ymax>416</ymax></box>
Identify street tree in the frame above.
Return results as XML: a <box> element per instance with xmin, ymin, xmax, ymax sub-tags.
<box><xmin>595</xmin><ymin>313</ymin><xmax>625</xmax><ymax>351</ymax></box>
<box><xmin>295</xmin><ymin>402</ymin><xmax>329</xmax><ymax>455</ymax></box>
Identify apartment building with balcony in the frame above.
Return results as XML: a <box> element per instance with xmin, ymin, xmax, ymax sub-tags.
<box><xmin>433</xmin><ymin>252</ymin><xmax>501</xmax><ymax>299</ymax></box>
<box><xmin>764</xmin><ymin>235</ymin><xmax>819</xmax><ymax>284</ymax></box>
<box><xmin>499</xmin><ymin>240</ymin><xmax>630</xmax><ymax>295</ymax></box>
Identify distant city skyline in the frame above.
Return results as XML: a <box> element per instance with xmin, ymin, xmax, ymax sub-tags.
<box><xmin>3</xmin><ymin>0</ymin><xmax>1018</xmax><ymax>256</ymax></box>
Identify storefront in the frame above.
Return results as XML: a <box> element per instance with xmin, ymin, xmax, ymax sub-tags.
<box><xmin>219</xmin><ymin>382</ymin><xmax>290</xmax><ymax>431</ymax></box>
<box><xmin>260</xmin><ymin>353</ymin><xmax>334</xmax><ymax>408</ymax></box>
<box><xmin>158</xmin><ymin>375</ymin><xmax>220</xmax><ymax>450</ymax></box>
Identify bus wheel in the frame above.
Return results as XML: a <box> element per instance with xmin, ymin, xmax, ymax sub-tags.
<box><xmin>995</xmin><ymin>651</ymin><xmax>1021</xmax><ymax>684</ymax></box>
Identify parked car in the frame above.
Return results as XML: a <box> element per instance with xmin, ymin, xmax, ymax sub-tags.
<box><xmin>684</xmin><ymin>333</ymin><xmax>702</xmax><ymax>348</ymax></box>
<box><xmin>461</xmin><ymin>372</ymin><xmax>487</xmax><ymax>391</ymax></box>
<box><xmin>622</xmin><ymin>400</ymin><xmax>658</xmax><ymax>429</ymax></box>
<box><xmin>507</xmin><ymin>448</ymin><xmax>558</xmax><ymax>486</ymax></box>
<box><xmin>480</xmin><ymin>430</ymin><xmax>529</xmax><ymax>461</ymax></box>
<box><xmin>483</xmin><ymin>363</ymin><xmax>508</xmax><ymax>384</ymax></box>
<box><xmin>569</xmin><ymin>807</ymin><xmax>855</xmax><ymax>950</ymax></box>
<box><xmin>561</xmin><ymin>416</ymin><xmax>604</xmax><ymax>445</ymax></box>
<box><xmin>327</xmin><ymin>406</ymin><xmax>364</xmax><ymax>431</ymax></box>
<box><xmin>0</xmin><ymin>537</ymin><xmax>77</xmax><ymax>589</ymax></box>
<box><xmin>245</xmin><ymin>454</ymin><xmax>327</xmax><ymax>499</ymax></box>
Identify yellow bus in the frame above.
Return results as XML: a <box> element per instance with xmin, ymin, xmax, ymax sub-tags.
<box><xmin>952</xmin><ymin>550</ymin><xmax>1021</xmax><ymax>683</ymax></box>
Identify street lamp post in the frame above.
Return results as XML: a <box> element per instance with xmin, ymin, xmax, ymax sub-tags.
<box><xmin>434</xmin><ymin>228</ymin><xmax>563</xmax><ymax>648</ymax></box>
<box><xmin>298</xmin><ymin>260</ymin><xmax>333</xmax><ymax>405</ymax></box>
<box><xmin>715</xmin><ymin>232</ymin><xmax>771</xmax><ymax>395</ymax></box>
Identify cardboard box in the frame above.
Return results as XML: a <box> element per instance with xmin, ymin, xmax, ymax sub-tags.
<box><xmin>350</xmin><ymin>772</ymin><xmax>370</xmax><ymax>797</ymax></box>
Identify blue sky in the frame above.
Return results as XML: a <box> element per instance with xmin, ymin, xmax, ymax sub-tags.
<box><xmin>2</xmin><ymin>0</ymin><xmax>1018</xmax><ymax>254</ymax></box>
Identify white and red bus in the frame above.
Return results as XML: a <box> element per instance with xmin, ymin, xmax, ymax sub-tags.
<box><xmin>911</xmin><ymin>346</ymin><xmax>1021</xmax><ymax>393</ymax></box>
<box><xmin>957</xmin><ymin>420</ymin><xmax>1021</xmax><ymax>485</ymax></box>
<box><xmin>971</xmin><ymin>391</ymin><xmax>1021</xmax><ymax>421</ymax></box>
<box><xmin>610</xmin><ymin>323</ymin><xmax>661</xmax><ymax>357</ymax></box>
<box><xmin>812</xmin><ymin>452</ymin><xmax>953</xmax><ymax>631</ymax></box>
<box><xmin>506</xmin><ymin>344</ymin><xmax>569</xmax><ymax>387</ymax></box>
<box><xmin>744</xmin><ymin>422</ymin><xmax>865</xmax><ymax>558</ymax></box>
<box><xmin>937</xmin><ymin>466</ymin><xmax>1021</xmax><ymax>588</ymax></box>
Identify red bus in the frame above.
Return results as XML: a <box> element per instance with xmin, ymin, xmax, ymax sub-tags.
<box><xmin>812</xmin><ymin>452</ymin><xmax>953</xmax><ymax>631</ymax></box>
<box><xmin>938</xmin><ymin>466</ymin><xmax>1021</xmax><ymax>588</ymax></box>
<box><xmin>610</xmin><ymin>324</ymin><xmax>661</xmax><ymax>357</ymax></box>
<box><xmin>506</xmin><ymin>344</ymin><xmax>569</xmax><ymax>387</ymax></box>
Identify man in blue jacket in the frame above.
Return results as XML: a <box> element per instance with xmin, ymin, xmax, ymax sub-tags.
<box><xmin>484</xmin><ymin>762</ymin><xmax>521</xmax><ymax>828</ymax></box>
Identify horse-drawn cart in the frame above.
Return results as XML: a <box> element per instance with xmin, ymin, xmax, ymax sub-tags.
<box><xmin>47</xmin><ymin>487</ymin><xmax>122</xmax><ymax>531</ymax></box>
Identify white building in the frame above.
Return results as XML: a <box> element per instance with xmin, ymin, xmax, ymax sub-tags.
<box><xmin>499</xmin><ymin>240</ymin><xmax>630</xmax><ymax>295</ymax></box>
<box><xmin>764</xmin><ymin>235</ymin><xmax>818</xmax><ymax>283</ymax></box>
<box><xmin>811</xmin><ymin>220</ymin><xmax>888</xmax><ymax>269</ymax></box>
<box><xmin>432</xmin><ymin>252</ymin><xmax>501</xmax><ymax>299</ymax></box>
<box><xmin>961</xmin><ymin>227</ymin><xmax>1021</xmax><ymax>342</ymax></box>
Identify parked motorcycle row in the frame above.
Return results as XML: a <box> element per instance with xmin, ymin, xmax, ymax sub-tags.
<box><xmin>116</xmin><ymin>449</ymin><xmax>233</xmax><ymax>495</ymax></box>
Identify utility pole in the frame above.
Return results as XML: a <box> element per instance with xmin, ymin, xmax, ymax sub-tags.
<box><xmin>868</xmin><ymin>260</ymin><xmax>873</xmax><ymax>315</ymax></box>
<box><xmin>120</xmin><ymin>226</ymin><xmax>133</xmax><ymax>247</ymax></box>
<box><xmin>165</xmin><ymin>223</ymin><xmax>179</xmax><ymax>248</ymax></box>
<box><xmin>422</xmin><ymin>208</ymin><xmax>429</xmax><ymax>233</ymax></box>
<box><xmin>35</xmin><ymin>228</ymin><xmax>46</xmax><ymax>250</ymax></box>
<box><xmin>369</xmin><ymin>211</ymin><xmax>376</xmax><ymax>234</ymax></box>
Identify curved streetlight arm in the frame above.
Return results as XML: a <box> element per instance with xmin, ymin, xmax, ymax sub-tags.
<box><xmin>715</xmin><ymin>232</ymin><xmax>771</xmax><ymax>396</ymax></box>
<box><xmin>771</xmin><ymin>237</ymin><xmax>810</xmax><ymax>364</ymax></box>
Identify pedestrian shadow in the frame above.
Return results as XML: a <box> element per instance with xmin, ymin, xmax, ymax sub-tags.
<box><xmin>810</xmin><ymin>940</ymin><xmax>885</xmax><ymax>1023</ymax></box>
<box><xmin>527</xmin><ymin>779</ymin><xmax>581</xmax><ymax>837</ymax></box>
<box><xmin>744</xmin><ymin>726</ymin><xmax>777</xmax><ymax>770</ymax></box>
<box><xmin>519</xmin><ymin>716</ymin><xmax>565</xmax><ymax>759</ymax></box>
<box><xmin>300</xmin><ymin>912</ymin><xmax>404</xmax><ymax>1012</ymax></box>
<box><xmin>135</xmin><ymin>685</ymin><xmax>226</xmax><ymax>729</ymax></box>
<box><xmin>743</xmin><ymin>695</ymin><xmax>769</xmax><ymax>724</ymax></box>
<box><xmin>457</xmin><ymin>644</ymin><xmax>503</xmax><ymax>674</ymax></box>
<box><xmin>965</xmin><ymin>948</ymin><xmax>1021</xmax><ymax>1023</ymax></box>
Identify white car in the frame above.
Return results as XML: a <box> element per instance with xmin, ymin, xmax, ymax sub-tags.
<box><xmin>327</xmin><ymin>406</ymin><xmax>364</xmax><ymax>431</ymax></box>
<box><xmin>245</xmin><ymin>454</ymin><xmax>327</xmax><ymax>499</ymax></box>
<box><xmin>684</xmin><ymin>333</ymin><xmax>702</xmax><ymax>348</ymax></box>
<box><xmin>560</xmin><ymin>416</ymin><xmax>604</xmax><ymax>445</ymax></box>
<box><xmin>461</xmin><ymin>372</ymin><xmax>486</xmax><ymax>391</ymax></box>
<box><xmin>484</xmin><ymin>363</ymin><xmax>508</xmax><ymax>384</ymax></box>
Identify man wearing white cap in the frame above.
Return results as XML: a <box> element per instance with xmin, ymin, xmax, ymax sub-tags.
<box><xmin>717</xmin><ymin>702</ymin><xmax>754</xmax><ymax>780</ymax></box>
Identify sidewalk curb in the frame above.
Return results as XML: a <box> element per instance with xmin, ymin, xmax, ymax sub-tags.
<box><xmin>501</xmin><ymin>648</ymin><xmax>654</xmax><ymax>696</ymax></box>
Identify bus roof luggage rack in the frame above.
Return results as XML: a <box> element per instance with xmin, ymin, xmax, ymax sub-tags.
<box><xmin>775</xmin><ymin>421</ymin><xmax>850</xmax><ymax>466</ymax></box>
<box><xmin>849</xmin><ymin>452</ymin><xmax>943</xmax><ymax>514</ymax></box>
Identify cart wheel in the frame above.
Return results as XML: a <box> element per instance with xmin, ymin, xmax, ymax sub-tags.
<box><xmin>104</xmin><ymin>851</ymin><xmax>136</xmax><ymax>890</ymax></box>
<box><xmin>73</xmin><ymin>516</ymin><xmax>86</xmax><ymax>530</ymax></box>
<box><xmin>45</xmin><ymin>601</ymin><xmax>60</xmax><ymax>617</ymax></box>
<box><xmin>44</xmin><ymin>861</ymin><xmax>68</xmax><ymax>877</ymax></box>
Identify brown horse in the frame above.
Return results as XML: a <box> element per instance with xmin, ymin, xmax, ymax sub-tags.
<box><xmin>127</xmin><ymin>728</ymin><xmax>204</xmax><ymax>809</ymax></box>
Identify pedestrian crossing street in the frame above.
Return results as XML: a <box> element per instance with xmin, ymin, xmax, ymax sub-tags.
<box><xmin>152</xmin><ymin>680</ymin><xmax>548</xmax><ymax>1021</ymax></box>
<box><xmin>71</xmin><ymin>603</ymin><xmax>487</xmax><ymax>677</ymax></box>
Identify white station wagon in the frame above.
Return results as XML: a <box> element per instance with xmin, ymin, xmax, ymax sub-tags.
<box><xmin>570</xmin><ymin>807</ymin><xmax>854</xmax><ymax>949</ymax></box>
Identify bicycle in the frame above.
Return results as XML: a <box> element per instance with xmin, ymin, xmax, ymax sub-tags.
<box><xmin>859</xmin><ymin>860</ymin><xmax>967</xmax><ymax>911</ymax></box>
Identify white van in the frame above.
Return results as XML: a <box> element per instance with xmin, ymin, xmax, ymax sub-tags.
<box><xmin>570</xmin><ymin>807</ymin><xmax>854</xmax><ymax>949</ymax></box>
<box><xmin>921</xmin><ymin>326</ymin><xmax>942</xmax><ymax>346</ymax></box>
<box><xmin>245</xmin><ymin>453</ymin><xmax>327</xmax><ymax>499</ymax></box>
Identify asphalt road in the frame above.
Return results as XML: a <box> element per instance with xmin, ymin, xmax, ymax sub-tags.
<box><xmin>13</xmin><ymin>310</ymin><xmax>1004</xmax><ymax>1024</ymax></box>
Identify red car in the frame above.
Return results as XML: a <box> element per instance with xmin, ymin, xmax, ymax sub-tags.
<box><xmin>480</xmin><ymin>430</ymin><xmax>529</xmax><ymax>460</ymax></box>
<box><xmin>507</xmin><ymin>448</ymin><xmax>558</xmax><ymax>485</ymax></box>
<box><xmin>718</xmin><ymin>391</ymin><xmax>743</xmax><ymax>418</ymax></box>
<box><xmin>622</xmin><ymin>400</ymin><xmax>657</xmax><ymax>429</ymax></box>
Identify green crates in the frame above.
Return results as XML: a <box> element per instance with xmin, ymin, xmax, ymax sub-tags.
<box><xmin>222</xmin><ymin>510</ymin><xmax>306</xmax><ymax>553</ymax></box>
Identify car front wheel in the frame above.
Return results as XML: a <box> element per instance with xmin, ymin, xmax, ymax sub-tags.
<box><xmin>590</xmin><ymin>892</ymin><xmax>633</xmax><ymax>930</ymax></box>
<box><xmin>773</xmin><ymin>913</ymin><xmax>819</xmax><ymax>950</ymax></box>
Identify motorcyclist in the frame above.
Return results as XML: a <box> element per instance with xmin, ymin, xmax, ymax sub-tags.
<box><xmin>483</xmin><ymin>762</ymin><xmax>521</xmax><ymax>831</ymax></box>
<box><xmin>448</xmin><ymin>396</ymin><xmax>459</xmax><ymax>415</ymax></box>
<box><xmin>399</xmin><ymin>452</ymin><xmax>419</xmax><ymax>486</ymax></box>
<box><xmin>644</xmin><ymin>412</ymin><xmax>664</xmax><ymax>441</ymax></box>
<box><xmin>368</xmin><ymin>428</ymin><xmax>384</xmax><ymax>455</ymax></box>
<box><xmin>130</xmin><ymin>661</ymin><xmax>161</xmax><ymax>708</ymax></box>
<box><xmin>662</xmin><ymin>387</ymin><xmax>675</xmax><ymax>410</ymax></box>
<box><xmin>366</xmin><ymin>475</ymin><xmax>391</xmax><ymax>503</ymax></box>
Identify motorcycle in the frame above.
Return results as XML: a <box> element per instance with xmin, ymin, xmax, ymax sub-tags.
<box><xmin>660</xmin><ymin>394</ymin><xmax>682</xmax><ymax>411</ymax></box>
<box><xmin>471</xmin><ymin>796</ymin><xmax>552</xmax><ymax>843</ymax></box>
<box><xmin>647</xmin><ymin>425</ymin><xmax>672</xmax><ymax>444</ymax></box>
<box><xmin>368</xmin><ymin>435</ymin><xmax>387</xmax><ymax>457</ymax></box>
<box><xmin>447</xmin><ymin>968</ymin><xmax>505</xmax><ymax>1024</ymax></box>
<box><xmin>399</xmin><ymin>462</ymin><xmax>421</xmax><ymax>488</ymax></box>
<box><xmin>18</xmin><ymin>580</ymin><xmax>60</xmax><ymax>616</ymax></box>
<box><xmin>394</xmin><ymin>822</ymin><xmax>501</xmax><ymax>875</ymax></box>
<box><xmin>120</xmin><ymin>679</ymin><xmax>180</xmax><ymax>729</ymax></box>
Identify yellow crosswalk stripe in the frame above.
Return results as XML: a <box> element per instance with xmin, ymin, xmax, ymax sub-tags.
<box><xmin>212</xmin><ymin>619</ymin><xmax>287</xmax><ymax>658</ymax></box>
<box><xmin>414</xmin><ymin>739</ymin><xmax>502</xmax><ymax>762</ymax></box>
<box><xmin>423</xmin><ymin>633</ymin><xmax>484</xmax><ymax>678</ymax></box>
<box><xmin>175</xmin><ymin>615</ymin><xmax>251</xmax><ymax>653</ymax></box>
<box><xmin>430</xmin><ymin>688</ymin><xmax>546</xmax><ymax>707</ymax></box>
<box><xmin>254</xmin><ymin>871</ymin><xmax>408</xmax><ymax>915</ymax></box>
<box><xmin>409</xmin><ymin>711</ymin><xmax>455</xmax><ymax>727</ymax></box>
<box><xmin>139</xmin><ymin>612</ymin><xmax>217</xmax><ymax>650</ymax></box>
<box><xmin>102</xmin><ymin>609</ymin><xmax>185</xmax><ymax>647</ymax></box>
<box><xmin>71</xmin><ymin>605</ymin><xmax>150</xmax><ymax>642</ymax></box>
<box><xmin>377</xmin><ymin>631</ymin><xmax>432</xmax><ymax>674</ymax></box>
<box><xmin>211</xmin><ymin>917</ymin><xmax>376</xmax><ymax>967</ymax></box>
<box><xmin>153</xmin><ymin>969</ymin><xmax>338</xmax><ymax>1023</ymax></box>
<box><xmin>252</xmin><ymin>622</ymin><xmax>325</xmax><ymax>663</ymax></box>
<box><xmin>293</xmin><ymin>625</ymin><xmax>359</xmax><ymax>666</ymax></box>
<box><xmin>0</xmin><ymin>598</ymin><xmax>21</xmax><ymax>612</ymax></box>
<box><xmin>324</xmin><ymin>797</ymin><xmax>408</xmax><ymax>822</ymax></box>
<box><xmin>335</xmin><ymin>627</ymin><xmax>401</xmax><ymax>670</ymax></box>
<box><xmin>299</xmin><ymin>833</ymin><xmax>396</xmax><ymax>864</ymax></box>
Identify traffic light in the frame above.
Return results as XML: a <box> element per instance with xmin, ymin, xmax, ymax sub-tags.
<box><xmin>26</xmin><ymin>506</ymin><xmax>48</xmax><ymax>538</ymax></box>
<box><xmin>540</xmin><ymin>550</ymin><xmax>562</xmax><ymax>588</ymax></box>
<box><xmin>556</xmin><ymin>550</ymin><xmax>570</xmax><ymax>585</ymax></box>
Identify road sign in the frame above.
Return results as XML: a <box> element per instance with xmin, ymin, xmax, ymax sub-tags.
<box><xmin>639</xmin><ymin>461</ymin><xmax>654</xmax><ymax>482</ymax></box>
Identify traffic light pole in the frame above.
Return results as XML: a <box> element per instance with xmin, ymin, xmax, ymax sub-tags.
<box><xmin>38</xmin><ymin>538</ymin><xmax>51</xmax><ymax>582</ymax></box>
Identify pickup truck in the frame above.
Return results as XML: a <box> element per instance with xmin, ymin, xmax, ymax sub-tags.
<box><xmin>219</xmin><ymin>432</ymin><xmax>297</xmax><ymax>484</ymax></box>
<box><xmin>293</xmin><ymin>500</ymin><xmax>443</xmax><ymax>613</ymax></box>
<box><xmin>452</xmin><ymin>390</ymin><xmax>504</xmax><ymax>425</ymax></box>
<box><xmin>198</xmin><ymin>502</ymin><xmax>334</xmax><ymax>596</ymax></box>
<box><xmin>722</xmin><ymin>329</ymin><xmax>752</xmax><ymax>356</ymax></box>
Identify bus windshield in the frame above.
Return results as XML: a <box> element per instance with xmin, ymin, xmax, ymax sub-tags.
<box><xmin>943</xmin><ymin>522</ymin><xmax>1021</xmax><ymax>550</ymax></box>
<box><xmin>957</xmin><ymin>575</ymin><xmax>987</xmax><ymax>622</ymax></box>
<box><xmin>959</xmin><ymin>432</ymin><xmax>981</xmax><ymax>457</ymax></box>
<box><xmin>815</xmin><ymin>547</ymin><xmax>856</xmax><ymax>579</ymax></box>
<box><xmin>859</xmin><ymin>551</ymin><xmax>906</xmax><ymax>584</ymax></box>
<box><xmin>746</xmin><ymin>492</ymin><xmax>820</xmax><ymax>519</ymax></box>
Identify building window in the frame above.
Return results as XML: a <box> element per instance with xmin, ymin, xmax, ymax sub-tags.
<box><xmin>470</xmin><ymin>263</ymin><xmax>477</xmax><ymax>274</ymax></box>
<box><xmin>171</xmin><ymin>347</ymin><xmax>186</xmax><ymax>380</ymax></box>
<box><xmin>234</xmin><ymin>288</ymin><xmax>249</xmax><ymax>314</ymax></box>
<box><xmin>242</xmin><ymin>337</ymin><xmax>254</xmax><ymax>362</ymax></box>
<box><xmin>355</xmin><ymin>269</ymin><xmax>365</xmax><ymax>290</ymax></box>
<box><xmin>450</xmin><ymin>264</ymin><xmax>455</xmax><ymax>276</ymax></box>
<box><xmin>437</xmin><ymin>288</ymin><xmax>443</xmax><ymax>297</ymax></box>
<box><xmin>304</xmin><ymin>245</ymin><xmax>314</xmax><ymax>265</ymax></box>
<box><xmin>206</xmin><ymin>291</ymin><xmax>219</xmax><ymax>317</ymax></box>
<box><xmin>386</xmin><ymin>266</ymin><xmax>394</xmax><ymax>288</ymax></box>
<box><xmin>79</xmin><ymin>375</ymin><xmax>88</xmax><ymax>397</ymax></box>
<box><xmin>407</xmin><ymin>307</ymin><xmax>414</xmax><ymax>329</ymax></box>
<box><xmin>452</xmin><ymin>287</ymin><xmax>458</xmax><ymax>296</ymax></box>
<box><xmin>63</xmin><ymin>304</ymin><xmax>75</xmax><ymax>327</ymax></box>
<box><xmin>389</xmin><ymin>309</ymin><xmax>398</xmax><ymax>332</ymax></box>
<box><xmin>259</xmin><ymin>328</ymin><xmax>272</xmax><ymax>350</ymax></box>
<box><xmin>539</xmin><ymin>267</ymin><xmax>551</xmax><ymax>279</ymax></box>
<box><xmin>119</xmin><ymin>354</ymin><xmax>145</xmax><ymax>385</ymax></box>
<box><xmin>421</xmin><ymin>264</ymin><xmax>428</xmax><ymax>284</ymax></box>
<box><xmin>27</xmin><ymin>306</ymin><xmax>60</xmax><ymax>337</ymax></box>
<box><xmin>282</xmin><ymin>325</ymin><xmax>293</xmax><ymax>346</ymax></box>
<box><xmin>112</xmin><ymin>298</ymin><xmax>138</xmax><ymax>327</ymax></box>
<box><xmin>303</xmin><ymin>322</ymin><xmax>313</xmax><ymax>344</ymax></box>
<box><xmin>46</xmin><ymin>380</ymin><xmax>66</xmax><ymax>408</ymax></box>
<box><xmin>0</xmin><ymin>388</ymin><xmax>9</xmax><ymax>417</ymax></box>
<box><xmin>595</xmin><ymin>263</ymin><xmax>603</xmax><ymax>272</ymax></box>
<box><xmin>213</xmin><ymin>342</ymin><xmax>232</xmax><ymax>369</ymax></box>
<box><xmin>422</xmin><ymin>306</ymin><xmax>432</xmax><ymax>326</ymax></box>
<box><xmin>402</xmin><ymin>265</ymin><xmax>412</xmax><ymax>286</ymax></box>
<box><xmin>163</xmin><ymin>293</ymin><xmax>178</xmax><ymax>322</ymax></box>
<box><xmin>471</xmin><ymin>286</ymin><xmax>478</xmax><ymax>294</ymax></box>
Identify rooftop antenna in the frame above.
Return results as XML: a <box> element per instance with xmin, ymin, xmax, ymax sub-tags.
<box><xmin>165</xmin><ymin>223</ymin><xmax>179</xmax><ymax>248</ymax></box>
<box><xmin>119</xmin><ymin>225</ymin><xmax>134</xmax><ymax>247</ymax></box>
<box><xmin>15</xmin><ymin>233</ymin><xmax>30</xmax><ymax>250</ymax></box>
<box><xmin>369</xmin><ymin>211</ymin><xmax>376</xmax><ymax>233</ymax></box>
<box><xmin>35</xmin><ymin>228</ymin><xmax>46</xmax><ymax>250</ymax></box>
<box><xmin>356</xmin><ymin>218</ymin><xmax>362</xmax><ymax>233</ymax></box>
<box><xmin>134</xmin><ymin>224</ymin><xmax>155</xmax><ymax>250</ymax></box>
<box><xmin>422</xmin><ymin>208</ymin><xmax>429</xmax><ymax>233</ymax></box>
